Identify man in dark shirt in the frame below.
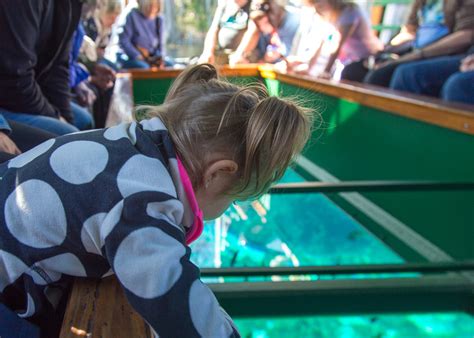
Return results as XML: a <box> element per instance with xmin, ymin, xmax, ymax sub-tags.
<box><xmin>0</xmin><ymin>0</ymin><xmax>86</xmax><ymax>135</ymax></box>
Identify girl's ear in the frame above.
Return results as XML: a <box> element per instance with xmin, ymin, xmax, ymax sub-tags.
<box><xmin>203</xmin><ymin>160</ymin><xmax>239</xmax><ymax>190</ymax></box>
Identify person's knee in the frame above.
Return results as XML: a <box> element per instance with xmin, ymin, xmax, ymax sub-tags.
<box><xmin>390</xmin><ymin>64</ymin><xmax>415</xmax><ymax>91</ymax></box>
<box><xmin>441</xmin><ymin>72</ymin><xmax>474</xmax><ymax>103</ymax></box>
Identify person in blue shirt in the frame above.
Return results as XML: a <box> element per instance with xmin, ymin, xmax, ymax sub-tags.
<box><xmin>118</xmin><ymin>0</ymin><xmax>165</xmax><ymax>69</ymax></box>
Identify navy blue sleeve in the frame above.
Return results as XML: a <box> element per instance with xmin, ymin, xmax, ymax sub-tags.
<box><xmin>119</xmin><ymin>12</ymin><xmax>142</xmax><ymax>60</ymax></box>
<box><xmin>0</xmin><ymin>0</ymin><xmax>60</xmax><ymax>118</ymax></box>
<box><xmin>101</xmin><ymin>192</ymin><xmax>240</xmax><ymax>338</ymax></box>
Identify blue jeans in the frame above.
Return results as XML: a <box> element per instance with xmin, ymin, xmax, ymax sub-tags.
<box><xmin>390</xmin><ymin>55</ymin><xmax>465</xmax><ymax>97</ymax></box>
<box><xmin>441</xmin><ymin>70</ymin><xmax>474</xmax><ymax>105</ymax></box>
<box><xmin>0</xmin><ymin>110</ymin><xmax>78</xmax><ymax>135</ymax></box>
<box><xmin>121</xmin><ymin>58</ymin><xmax>150</xmax><ymax>69</ymax></box>
<box><xmin>0</xmin><ymin>303</ymin><xmax>40</xmax><ymax>338</ymax></box>
<box><xmin>70</xmin><ymin>102</ymin><xmax>94</xmax><ymax>130</ymax></box>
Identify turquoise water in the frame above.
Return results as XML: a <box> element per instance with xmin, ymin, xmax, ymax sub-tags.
<box><xmin>190</xmin><ymin>169</ymin><xmax>474</xmax><ymax>337</ymax></box>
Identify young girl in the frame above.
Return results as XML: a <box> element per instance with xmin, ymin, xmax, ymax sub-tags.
<box><xmin>0</xmin><ymin>64</ymin><xmax>313</xmax><ymax>337</ymax></box>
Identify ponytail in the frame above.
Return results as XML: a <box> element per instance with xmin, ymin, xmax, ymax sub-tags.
<box><xmin>240</xmin><ymin>96</ymin><xmax>312</xmax><ymax>198</ymax></box>
<box><xmin>142</xmin><ymin>64</ymin><xmax>314</xmax><ymax>198</ymax></box>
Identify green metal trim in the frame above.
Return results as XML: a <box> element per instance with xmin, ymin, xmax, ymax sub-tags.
<box><xmin>201</xmin><ymin>261</ymin><xmax>474</xmax><ymax>277</ymax></box>
<box><xmin>270</xmin><ymin>181</ymin><xmax>474</xmax><ymax>194</ymax></box>
<box><xmin>372</xmin><ymin>24</ymin><xmax>403</xmax><ymax>31</ymax></box>
<box><xmin>210</xmin><ymin>276</ymin><xmax>474</xmax><ymax>316</ymax></box>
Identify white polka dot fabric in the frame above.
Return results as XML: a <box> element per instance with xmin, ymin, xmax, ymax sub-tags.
<box><xmin>0</xmin><ymin>119</ymin><xmax>240</xmax><ymax>337</ymax></box>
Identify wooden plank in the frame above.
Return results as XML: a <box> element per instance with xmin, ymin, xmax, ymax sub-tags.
<box><xmin>120</xmin><ymin>65</ymin><xmax>474</xmax><ymax>135</ymax></box>
<box><xmin>124</xmin><ymin>64</ymin><xmax>260</xmax><ymax>80</ymax></box>
<box><xmin>60</xmin><ymin>277</ymin><xmax>150</xmax><ymax>338</ymax></box>
<box><xmin>271</xmin><ymin>72</ymin><xmax>474</xmax><ymax>135</ymax></box>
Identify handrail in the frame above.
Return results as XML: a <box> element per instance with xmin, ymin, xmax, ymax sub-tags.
<box><xmin>201</xmin><ymin>261</ymin><xmax>474</xmax><ymax>277</ymax></box>
<box><xmin>270</xmin><ymin>181</ymin><xmax>474</xmax><ymax>194</ymax></box>
<box><xmin>211</xmin><ymin>275</ymin><xmax>474</xmax><ymax>316</ymax></box>
<box><xmin>269</xmin><ymin>70</ymin><xmax>474</xmax><ymax>135</ymax></box>
<box><xmin>119</xmin><ymin>65</ymin><xmax>474</xmax><ymax>134</ymax></box>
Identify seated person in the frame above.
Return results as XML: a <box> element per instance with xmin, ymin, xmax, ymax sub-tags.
<box><xmin>82</xmin><ymin>0</ymin><xmax>123</xmax><ymax>70</ymax></box>
<box><xmin>307</xmin><ymin>0</ymin><xmax>383</xmax><ymax>79</ymax></box>
<box><xmin>274</xmin><ymin>0</ymin><xmax>337</xmax><ymax>77</ymax></box>
<box><xmin>359</xmin><ymin>0</ymin><xmax>474</xmax><ymax>87</ymax></box>
<box><xmin>229</xmin><ymin>0</ymin><xmax>300</xmax><ymax>65</ymax></box>
<box><xmin>390</xmin><ymin>46</ymin><xmax>474</xmax><ymax>105</ymax></box>
<box><xmin>69</xmin><ymin>23</ymin><xmax>97</xmax><ymax>131</ymax></box>
<box><xmin>200</xmin><ymin>0</ymin><xmax>251</xmax><ymax>64</ymax></box>
<box><xmin>0</xmin><ymin>115</ymin><xmax>56</xmax><ymax>163</ymax></box>
<box><xmin>118</xmin><ymin>0</ymin><xmax>165</xmax><ymax>69</ymax></box>
<box><xmin>0</xmin><ymin>0</ymin><xmax>87</xmax><ymax>135</ymax></box>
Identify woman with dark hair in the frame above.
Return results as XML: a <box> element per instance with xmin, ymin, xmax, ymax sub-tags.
<box><xmin>229</xmin><ymin>0</ymin><xmax>300</xmax><ymax>65</ymax></box>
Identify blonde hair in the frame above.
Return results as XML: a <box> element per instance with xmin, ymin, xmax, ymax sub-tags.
<box><xmin>140</xmin><ymin>64</ymin><xmax>314</xmax><ymax>199</ymax></box>
<box><xmin>137</xmin><ymin>0</ymin><xmax>160</xmax><ymax>12</ymax></box>
<box><xmin>98</xmin><ymin>0</ymin><xmax>122</xmax><ymax>15</ymax></box>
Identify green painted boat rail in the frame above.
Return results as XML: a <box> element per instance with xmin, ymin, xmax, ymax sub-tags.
<box><xmin>270</xmin><ymin>181</ymin><xmax>474</xmax><ymax>194</ymax></box>
<box><xmin>210</xmin><ymin>275</ymin><xmax>474</xmax><ymax>316</ymax></box>
<box><xmin>202</xmin><ymin>261</ymin><xmax>474</xmax><ymax>277</ymax></box>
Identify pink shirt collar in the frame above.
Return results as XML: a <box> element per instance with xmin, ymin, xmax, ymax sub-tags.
<box><xmin>176</xmin><ymin>156</ymin><xmax>204</xmax><ymax>244</ymax></box>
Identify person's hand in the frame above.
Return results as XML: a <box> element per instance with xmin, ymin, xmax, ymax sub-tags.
<box><xmin>374</xmin><ymin>59</ymin><xmax>398</xmax><ymax>70</ymax></box>
<box><xmin>90</xmin><ymin>63</ymin><xmax>116</xmax><ymax>90</ymax></box>
<box><xmin>198</xmin><ymin>52</ymin><xmax>215</xmax><ymax>64</ymax></box>
<box><xmin>74</xmin><ymin>81</ymin><xmax>97</xmax><ymax>106</ymax></box>
<box><xmin>317</xmin><ymin>71</ymin><xmax>332</xmax><ymax>80</ymax></box>
<box><xmin>460</xmin><ymin>54</ymin><xmax>474</xmax><ymax>72</ymax></box>
<box><xmin>0</xmin><ymin>132</ymin><xmax>21</xmax><ymax>155</ymax></box>
<box><xmin>228</xmin><ymin>52</ymin><xmax>249</xmax><ymax>66</ymax></box>
<box><xmin>137</xmin><ymin>46</ymin><xmax>150</xmax><ymax>59</ymax></box>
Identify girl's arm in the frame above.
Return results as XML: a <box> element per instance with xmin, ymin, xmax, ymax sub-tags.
<box><xmin>229</xmin><ymin>19</ymin><xmax>260</xmax><ymax>65</ymax></box>
<box><xmin>381</xmin><ymin>29</ymin><xmax>474</xmax><ymax>66</ymax></box>
<box><xmin>304</xmin><ymin>40</ymin><xmax>325</xmax><ymax>73</ymax></box>
<box><xmin>100</xmin><ymin>192</ymin><xmax>240</xmax><ymax>338</ymax></box>
<box><xmin>200</xmin><ymin>1</ymin><xmax>226</xmax><ymax>63</ymax></box>
<box><xmin>323</xmin><ymin>21</ymin><xmax>357</xmax><ymax>74</ymax></box>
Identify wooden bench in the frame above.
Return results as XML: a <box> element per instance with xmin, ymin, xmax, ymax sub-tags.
<box><xmin>59</xmin><ymin>277</ymin><xmax>150</xmax><ymax>338</ymax></box>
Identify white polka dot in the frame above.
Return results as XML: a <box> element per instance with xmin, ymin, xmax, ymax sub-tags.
<box><xmin>104</xmin><ymin>122</ymin><xmax>137</xmax><ymax>144</ymax></box>
<box><xmin>146</xmin><ymin>200</ymin><xmax>184</xmax><ymax>231</ymax></box>
<box><xmin>113</xmin><ymin>227</ymin><xmax>185</xmax><ymax>299</ymax></box>
<box><xmin>117</xmin><ymin>155</ymin><xmax>177</xmax><ymax>198</ymax></box>
<box><xmin>81</xmin><ymin>201</ymin><xmax>123</xmax><ymax>254</ymax></box>
<box><xmin>8</xmin><ymin>139</ymin><xmax>55</xmax><ymax>168</ymax></box>
<box><xmin>5</xmin><ymin>180</ymin><xmax>67</xmax><ymax>248</ymax></box>
<box><xmin>18</xmin><ymin>293</ymin><xmax>35</xmax><ymax>318</ymax></box>
<box><xmin>50</xmin><ymin>141</ymin><xmax>109</xmax><ymax>184</ymax></box>
<box><xmin>81</xmin><ymin>213</ymin><xmax>108</xmax><ymax>254</ymax></box>
<box><xmin>0</xmin><ymin>250</ymin><xmax>29</xmax><ymax>292</ymax></box>
<box><xmin>189</xmin><ymin>280</ymin><xmax>234</xmax><ymax>337</ymax></box>
<box><xmin>140</xmin><ymin>117</ymin><xmax>167</xmax><ymax>132</ymax></box>
<box><xmin>34</xmin><ymin>253</ymin><xmax>87</xmax><ymax>279</ymax></box>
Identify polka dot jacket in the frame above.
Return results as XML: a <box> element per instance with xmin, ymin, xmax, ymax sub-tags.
<box><xmin>0</xmin><ymin>118</ymin><xmax>240</xmax><ymax>338</ymax></box>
